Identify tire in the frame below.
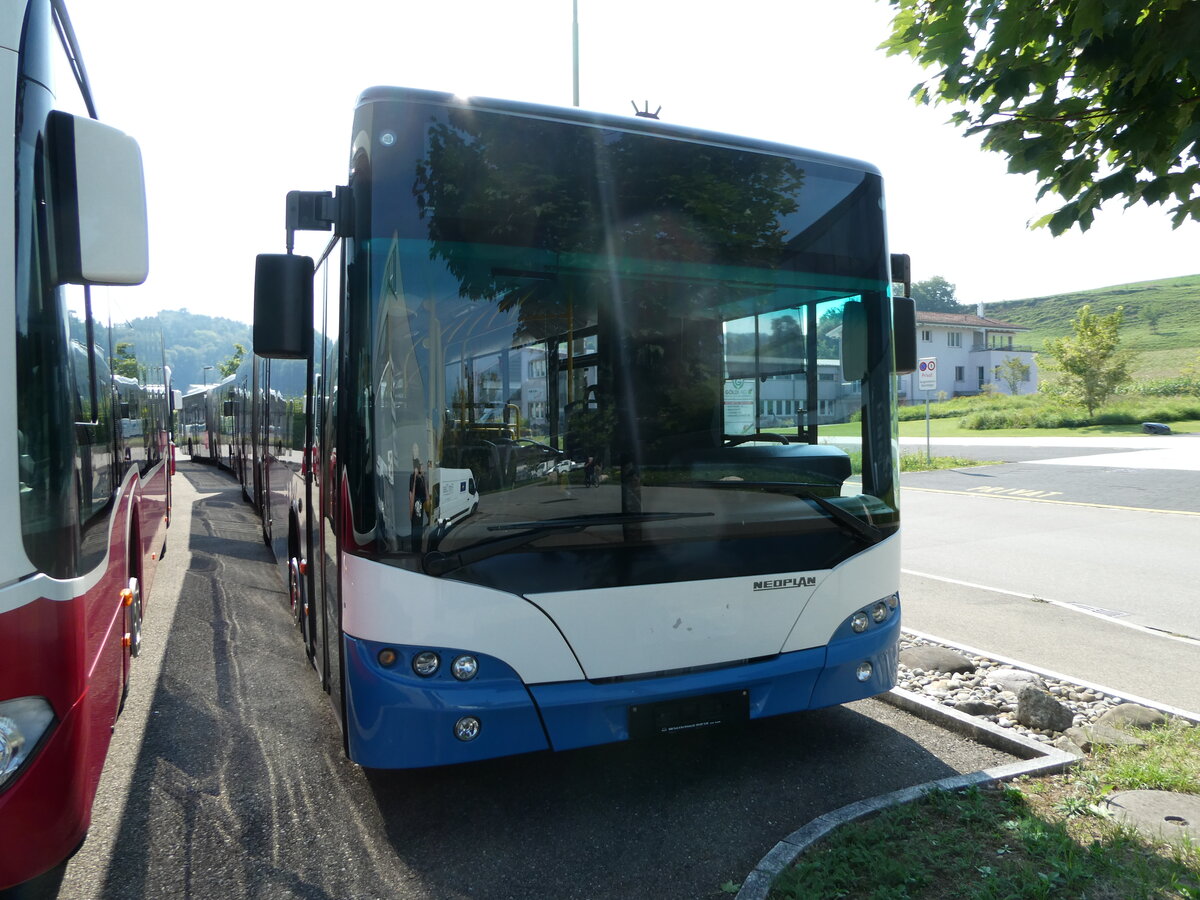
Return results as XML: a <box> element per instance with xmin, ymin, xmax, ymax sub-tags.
<box><xmin>288</xmin><ymin>558</ymin><xmax>308</xmax><ymax>646</ymax></box>
<box><xmin>126</xmin><ymin>576</ymin><xmax>143</xmax><ymax>659</ymax></box>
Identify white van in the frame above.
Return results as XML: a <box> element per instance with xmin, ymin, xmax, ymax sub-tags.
<box><xmin>431</xmin><ymin>467</ymin><xmax>478</xmax><ymax>537</ymax></box>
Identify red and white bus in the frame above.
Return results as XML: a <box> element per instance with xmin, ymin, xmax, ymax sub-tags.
<box><xmin>0</xmin><ymin>0</ymin><xmax>160</xmax><ymax>890</ymax></box>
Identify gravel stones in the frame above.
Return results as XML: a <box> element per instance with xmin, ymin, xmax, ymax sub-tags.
<box><xmin>1016</xmin><ymin>684</ymin><xmax>1074</xmax><ymax>732</ymax></box>
<box><xmin>899</xmin><ymin>645</ymin><xmax>975</xmax><ymax>673</ymax></box>
<box><xmin>986</xmin><ymin>667</ymin><xmax>1047</xmax><ymax>694</ymax></box>
<box><xmin>896</xmin><ymin>635</ymin><xmax>1160</xmax><ymax>750</ymax></box>
<box><xmin>1064</xmin><ymin>724</ymin><xmax>1147</xmax><ymax>753</ymax></box>
<box><xmin>1096</xmin><ymin>702</ymin><xmax>1169</xmax><ymax>730</ymax></box>
<box><xmin>953</xmin><ymin>699</ymin><xmax>1001</xmax><ymax>717</ymax></box>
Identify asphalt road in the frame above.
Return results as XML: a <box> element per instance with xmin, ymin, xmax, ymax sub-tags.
<box><xmin>899</xmin><ymin>434</ymin><xmax>1200</xmax><ymax>713</ymax></box>
<box><xmin>33</xmin><ymin>462</ymin><xmax>1014</xmax><ymax>900</ymax></box>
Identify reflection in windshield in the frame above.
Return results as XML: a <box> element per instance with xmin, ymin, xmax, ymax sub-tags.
<box><xmin>342</xmin><ymin>95</ymin><xmax>898</xmax><ymax>588</ymax></box>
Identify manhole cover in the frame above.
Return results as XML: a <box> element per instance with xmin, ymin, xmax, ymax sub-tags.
<box><xmin>1104</xmin><ymin>791</ymin><xmax>1200</xmax><ymax>845</ymax></box>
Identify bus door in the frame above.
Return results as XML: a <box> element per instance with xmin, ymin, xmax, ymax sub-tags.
<box><xmin>316</xmin><ymin>260</ymin><xmax>345</xmax><ymax>732</ymax></box>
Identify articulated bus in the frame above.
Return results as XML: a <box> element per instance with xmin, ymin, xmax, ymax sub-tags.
<box><xmin>245</xmin><ymin>87</ymin><xmax>916</xmax><ymax>769</ymax></box>
<box><xmin>0</xmin><ymin>0</ymin><xmax>160</xmax><ymax>890</ymax></box>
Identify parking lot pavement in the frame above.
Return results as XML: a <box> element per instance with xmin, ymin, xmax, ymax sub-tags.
<box><xmin>45</xmin><ymin>462</ymin><xmax>1026</xmax><ymax>900</ymax></box>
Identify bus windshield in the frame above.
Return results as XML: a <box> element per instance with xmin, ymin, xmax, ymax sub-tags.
<box><xmin>341</xmin><ymin>91</ymin><xmax>898</xmax><ymax>590</ymax></box>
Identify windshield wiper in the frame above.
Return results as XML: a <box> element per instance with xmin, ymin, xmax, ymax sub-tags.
<box><xmin>422</xmin><ymin>511</ymin><xmax>713</xmax><ymax>576</ymax></box>
<box><xmin>673</xmin><ymin>480</ymin><xmax>885</xmax><ymax>547</ymax></box>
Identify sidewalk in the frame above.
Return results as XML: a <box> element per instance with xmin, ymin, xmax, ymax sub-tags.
<box><xmin>901</xmin><ymin>569</ymin><xmax>1200</xmax><ymax>716</ymax></box>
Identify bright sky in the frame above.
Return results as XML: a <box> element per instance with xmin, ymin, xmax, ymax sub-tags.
<box><xmin>68</xmin><ymin>0</ymin><xmax>1200</xmax><ymax>325</ymax></box>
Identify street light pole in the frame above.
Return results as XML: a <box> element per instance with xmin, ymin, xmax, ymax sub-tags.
<box><xmin>203</xmin><ymin>365</ymin><xmax>213</xmax><ymax>387</ymax></box>
<box><xmin>572</xmin><ymin>0</ymin><xmax>579</xmax><ymax>107</ymax></box>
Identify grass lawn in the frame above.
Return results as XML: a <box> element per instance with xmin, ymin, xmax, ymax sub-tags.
<box><xmin>765</xmin><ymin>719</ymin><xmax>1200</xmax><ymax>899</ymax></box>
<box><xmin>817</xmin><ymin>419</ymin><xmax>1200</xmax><ymax>440</ymax></box>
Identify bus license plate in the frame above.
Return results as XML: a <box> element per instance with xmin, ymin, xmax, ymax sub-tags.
<box><xmin>628</xmin><ymin>690</ymin><xmax>748</xmax><ymax>739</ymax></box>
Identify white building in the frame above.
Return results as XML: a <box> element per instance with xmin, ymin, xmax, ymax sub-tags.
<box><xmin>899</xmin><ymin>306</ymin><xmax>1038</xmax><ymax>403</ymax></box>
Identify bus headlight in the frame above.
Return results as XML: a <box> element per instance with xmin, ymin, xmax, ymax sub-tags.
<box><xmin>851</xmin><ymin>612</ymin><xmax>870</xmax><ymax>633</ymax></box>
<box><xmin>0</xmin><ymin>697</ymin><xmax>55</xmax><ymax>789</ymax></box>
<box><xmin>856</xmin><ymin>661</ymin><xmax>873</xmax><ymax>682</ymax></box>
<box><xmin>455</xmin><ymin>716</ymin><xmax>481</xmax><ymax>741</ymax></box>
<box><xmin>451</xmin><ymin>656</ymin><xmax>479</xmax><ymax>681</ymax></box>
<box><xmin>412</xmin><ymin>651</ymin><xmax>440</xmax><ymax>677</ymax></box>
<box><xmin>872</xmin><ymin>601</ymin><xmax>889</xmax><ymax>623</ymax></box>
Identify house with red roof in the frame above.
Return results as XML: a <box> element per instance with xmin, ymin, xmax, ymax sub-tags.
<box><xmin>899</xmin><ymin>305</ymin><xmax>1038</xmax><ymax>402</ymax></box>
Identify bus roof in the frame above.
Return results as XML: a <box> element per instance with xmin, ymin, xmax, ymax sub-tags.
<box><xmin>355</xmin><ymin>86</ymin><xmax>883</xmax><ymax>179</ymax></box>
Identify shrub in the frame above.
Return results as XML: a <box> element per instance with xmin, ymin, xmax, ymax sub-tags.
<box><xmin>959</xmin><ymin>395</ymin><xmax>1200</xmax><ymax>429</ymax></box>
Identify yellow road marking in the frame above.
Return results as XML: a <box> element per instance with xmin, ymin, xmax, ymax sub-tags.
<box><xmin>903</xmin><ymin>485</ymin><xmax>1200</xmax><ymax>517</ymax></box>
<box><xmin>965</xmin><ymin>486</ymin><xmax>1063</xmax><ymax>499</ymax></box>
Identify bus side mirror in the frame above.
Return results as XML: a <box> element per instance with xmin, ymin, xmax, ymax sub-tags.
<box><xmin>46</xmin><ymin>111</ymin><xmax>149</xmax><ymax>286</ymax></box>
<box><xmin>893</xmin><ymin>296</ymin><xmax>917</xmax><ymax>375</ymax></box>
<box><xmin>254</xmin><ymin>254</ymin><xmax>313</xmax><ymax>359</ymax></box>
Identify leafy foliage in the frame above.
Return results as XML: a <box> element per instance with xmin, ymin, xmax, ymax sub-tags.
<box><xmin>217</xmin><ymin>342</ymin><xmax>247</xmax><ymax>378</ymax></box>
<box><xmin>111</xmin><ymin>341</ymin><xmax>140</xmax><ymax>379</ymax></box>
<box><xmin>883</xmin><ymin>1</ymin><xmax>1200</xmax><ymax>234</ymax></box>
<box><xmin>1040</xmin><ymin>304</ymin><xmax>1134</xmax><ymax>413</ymax></box>
<box><xmin>910</xmin><ymin>274</ymin><xmax>967</xmax><ymax>312</ymax></box>
<box><xmin>995</xmin><ymin>355</ymin><xmax>1031</xmax><ymax>395</ymax></box>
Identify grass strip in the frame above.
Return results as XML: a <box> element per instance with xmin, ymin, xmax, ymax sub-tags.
<box><xmin>765</xmin><ymin>720</ymin><xmax>1200</xmax><ymax>899</ymax></box>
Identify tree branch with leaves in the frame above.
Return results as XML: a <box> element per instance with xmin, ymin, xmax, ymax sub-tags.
<box><xmin>995</xmin><ymin>355</ymin><xmax>1031</xmax><ymax>396</ymax></box>
<box><xmin>217</xmin><ymin>342</ymin><xmax>247</xmax><ymax>378</ymax></box>
<box><xmin>883</xmin><ymin>0</ymin><xmax>1200</xmax><ymax>234</ymax></box>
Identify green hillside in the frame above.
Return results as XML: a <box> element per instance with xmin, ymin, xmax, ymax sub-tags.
<box><xmin>983</xmin><ymin>274</ymin><xmax>1200</xmax><ymax>380</ymax></box>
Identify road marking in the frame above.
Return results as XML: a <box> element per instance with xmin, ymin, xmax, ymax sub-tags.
<box><xmin>903</xmin><ymin>484</ymin><xmax>1200</xmax><ymax>516</ymax></box>
<box><xmin>902</xmin><ymin>569</ymin><xmax>1200</xmax><ymax>648</ymax></box>
<box><xmin>964</xmin><ymin>486</ymin><xmax>1063</xmax><ymax>499</ymax></box>
<box><xmin>1029</xmin><ymin>447</ymin><xmax>1200</xmax><ymax>471</ymax></box>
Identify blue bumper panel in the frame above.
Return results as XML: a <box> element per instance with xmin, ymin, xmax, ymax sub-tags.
<box><xmin>343</xmin><ymin>616</ymin><xmax>900</xmax><ymax>766</ymax></box>
<box><xmin>343</xmin><ymin>637</ymin><xmax>550</xmax><ymax>768</ymax></box>
<box><xmin>808</xmin><ymin>613</ymin><xmax>900</xmax><ymax>708</ymax></box>
<box><xmin>530</xmin><ymin>647</ymin><xmax>828</xmax><ymax>752</ymax></box>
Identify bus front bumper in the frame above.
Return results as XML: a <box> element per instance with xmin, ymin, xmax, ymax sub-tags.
<box><xmin>343</xmin><ymin>616</ymin><xmax>898</xmax><ymax>768</ymax></box>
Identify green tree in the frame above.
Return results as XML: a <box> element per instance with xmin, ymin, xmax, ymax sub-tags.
<box><xmin>910</xmin><ymin>275</ymin><xmax>965</xmax><ymax>312</ymax></box>
<box><xmin>883</xmin><ymin>1</ymin><xmax>1200</xmax><ymax>234</ymax></box>
<box><xmin>217</xmin><ymin>342</ymin><xmax>246</xmax><ymax>377</ymax></box>
<box><xmin>995</xmin><ymin>355</ymin><xmax>1030</xmax><ymax>395</ymax></box>
<box><xmin>1041</xmin><ymin>305</ymin><xmax>1133</xmax><ymax>414</ymax></box>
<box><xmin>1140</xmin><ymin>301</ymin><xmax>1163</xmax><ymax>334</ymax></box>
<box><xmin>112</xmin><ymin>341</ymin><xmax>140</xmax><ymax>379</ymax></box>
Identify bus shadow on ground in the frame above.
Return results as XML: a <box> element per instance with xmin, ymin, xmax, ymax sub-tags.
<box><xmin>363</xmin><ymin>703</ymin><xmax>1008</xmax><ymax>900</ymax></box>
<box><xmin>54</xmin><ymin>462</ymin><xmax>1013</xmax><ymax>900</ymax></box>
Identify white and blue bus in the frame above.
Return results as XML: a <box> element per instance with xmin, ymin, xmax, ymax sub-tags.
<box><xmin>248</xmin><ymin>87</ymin><xmax>916</xmax><ymax>768</ymax></box>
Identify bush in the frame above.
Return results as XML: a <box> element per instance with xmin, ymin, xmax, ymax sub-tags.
<box><xmin>1122</xmin><ymin>377</ymin><xmax>1200</xmax><ymax>397</ymax></box>
<box><xmin>898</xmin><ymin>392</ymin><xmax>1041</xmax><ymax>422</ymax></box>
<box><xmin>959</xmin><ymin>395</ymin><xmax>1200</xmax><ymax>429</ymax></box>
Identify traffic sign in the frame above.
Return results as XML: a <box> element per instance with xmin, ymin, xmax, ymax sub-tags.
<box><xmin>918</xmin><ymin>357</ymin><xmax>937</xmax><ymax>391</ymax></box>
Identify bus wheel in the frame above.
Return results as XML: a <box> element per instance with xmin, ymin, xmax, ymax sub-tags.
<box><xmin>124</xmin><ymin>576</ymin><xmax>144</xmax><ymax>659</ymax></box>
<box><xmin>288</xmin><ymin>559</ymin><xmax>304</xmax><ymax>629</ymax></box>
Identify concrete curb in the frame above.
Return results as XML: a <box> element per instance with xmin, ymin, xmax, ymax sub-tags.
<box><xmin>904</xmin><ymin>628</ymin><xmax>1200</xmax><ymax>724</ymax></box>
<box><xmin>737</xmin><ymin>631</ymin><xmax>1199</xmax><ymax>899</ymax></box>
<box><xmin>735</xmin><ymin>687</ymin><xmax>1078</xmax><ymax>900</ymax></box>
